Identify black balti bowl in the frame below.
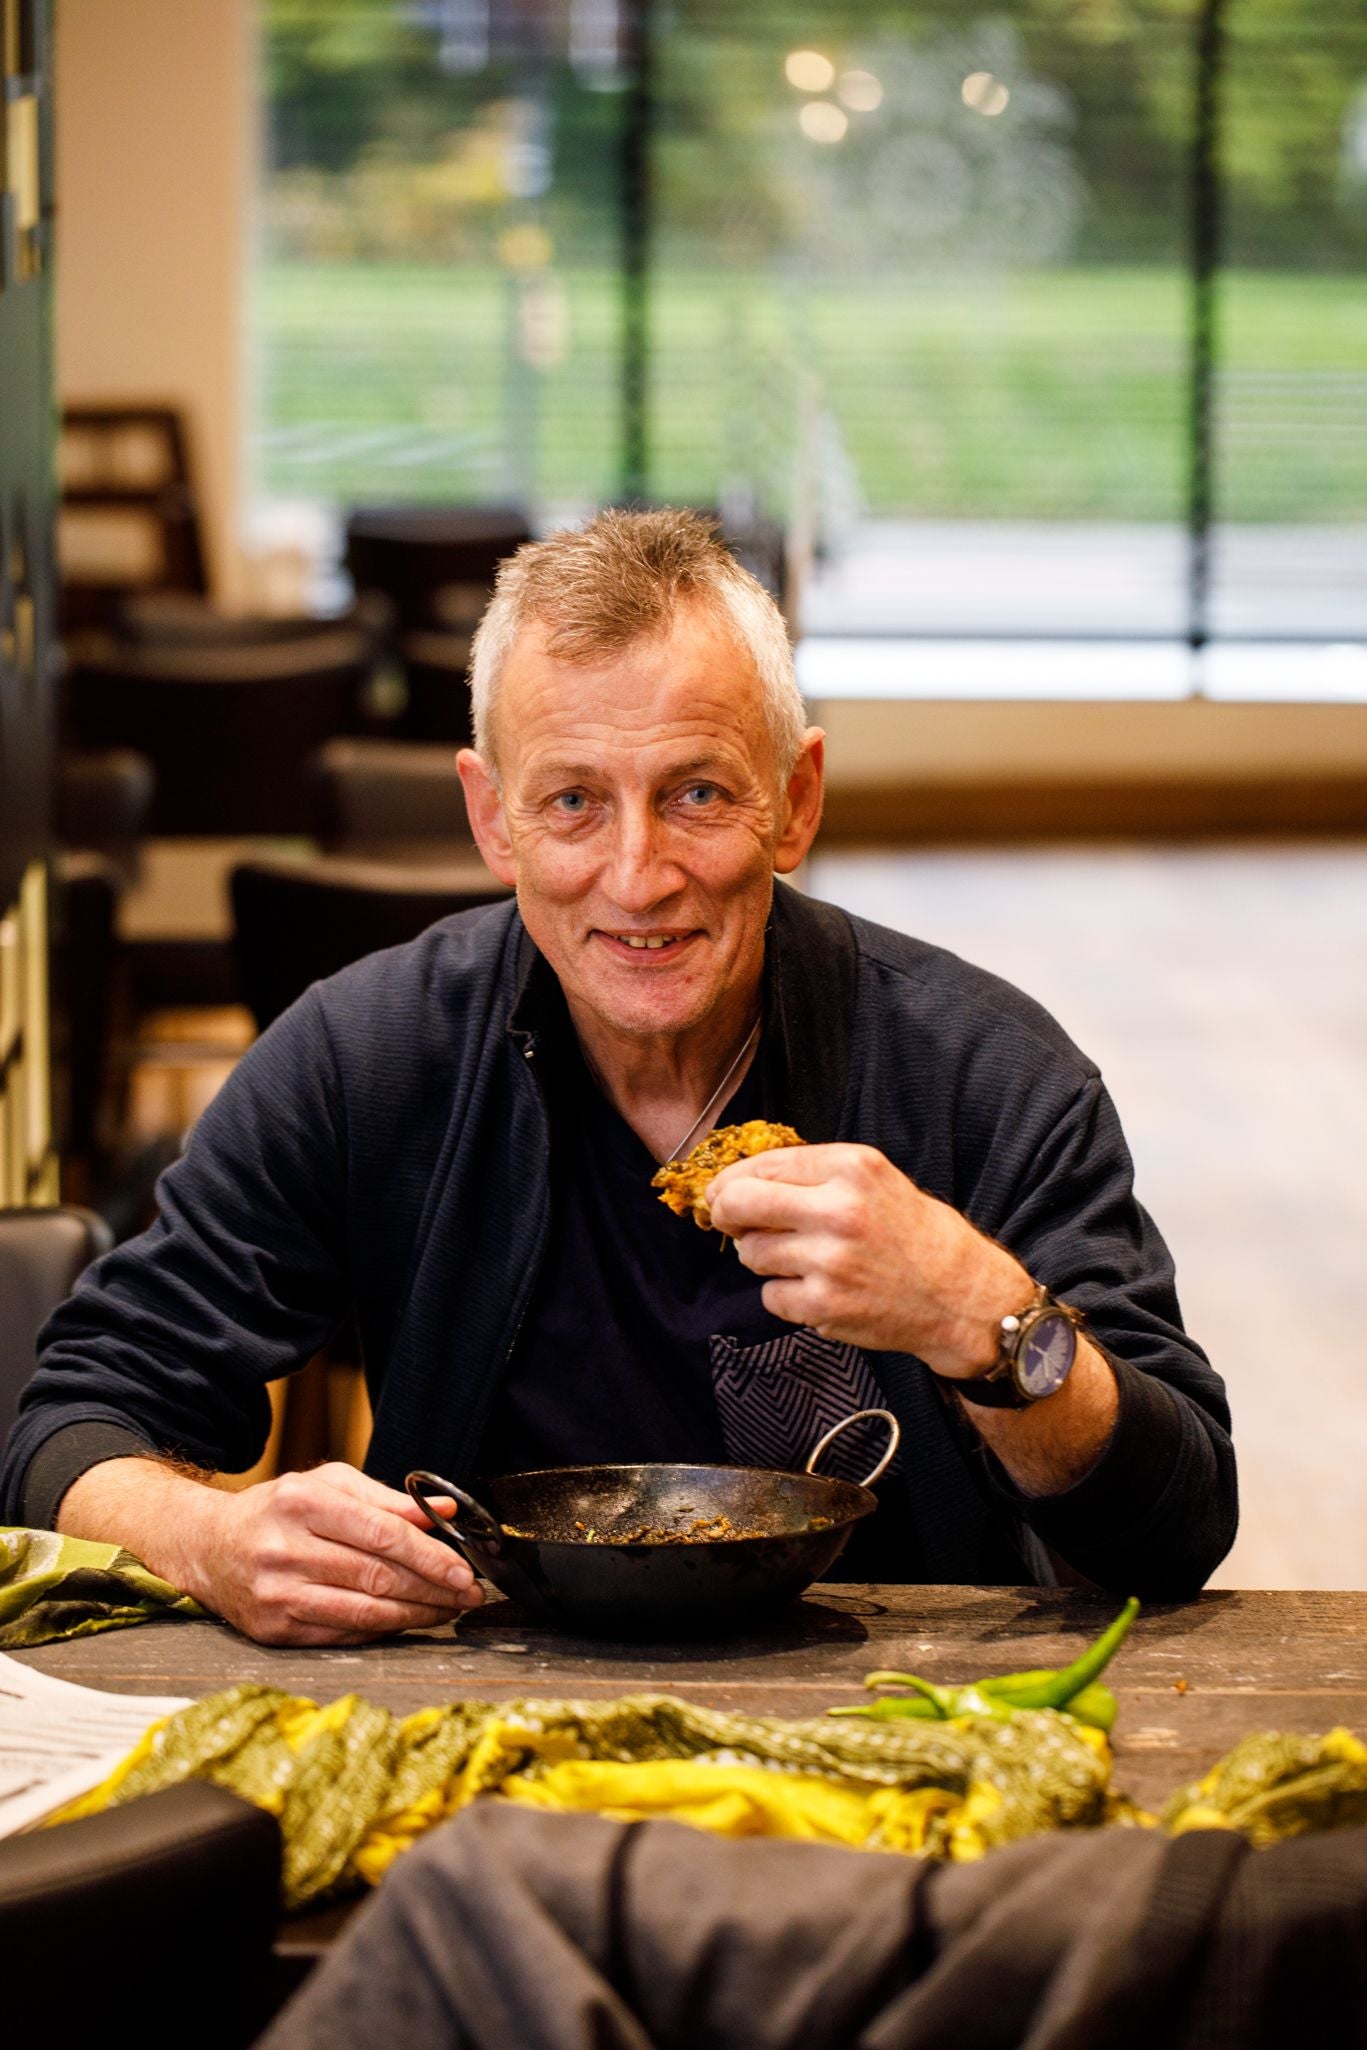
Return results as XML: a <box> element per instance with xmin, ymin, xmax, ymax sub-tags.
<box><xmin>407</xmin><ymin>1409</ymin><xmax>899</xmax><ymax>1639</ymax></box>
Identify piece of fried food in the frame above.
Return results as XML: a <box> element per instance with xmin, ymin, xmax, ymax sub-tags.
<box><xmin>651</xmin><ymin>1118</ymin><xmax>805</xmax><ymax>1229</ymax></box>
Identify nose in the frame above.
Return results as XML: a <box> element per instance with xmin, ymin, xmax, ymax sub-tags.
<box><xmin>599</xmin><ymin>796</ymin><xmax>687</xmax><ymax>915</ymax></box>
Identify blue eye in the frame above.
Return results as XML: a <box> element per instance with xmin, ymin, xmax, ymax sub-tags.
<box><xmin>552</xmin><ymin>791</ymin><xmax>589</xmax><ymax>815</ymax></box>
<box><xmin>681</xmin><ymin>783</ymin><xmax>719</xmax><ymax>806</ymax></box>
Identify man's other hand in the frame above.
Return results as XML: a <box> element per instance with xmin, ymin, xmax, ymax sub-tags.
<box><xmin>58</xmin><ymin>1457</ymin><xmax>482</xmax><ymax>1647</ymax></box>
<box><xmin>705</xmin><ymin>1142</ymin><xmax>1031</xmax><ymax>1376</ymax></box>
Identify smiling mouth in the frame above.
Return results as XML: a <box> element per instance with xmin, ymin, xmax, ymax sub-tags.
<box><xmin>597</xmin><ymin>929</ymin><xmax>699</xmax><ymax>955</ymax></box>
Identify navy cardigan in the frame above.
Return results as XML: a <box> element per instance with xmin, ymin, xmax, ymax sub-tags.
<box><xmin>4</xmin><ymin>884</ymin><xmax>1236</xmax><ymax>1596</ymax></box>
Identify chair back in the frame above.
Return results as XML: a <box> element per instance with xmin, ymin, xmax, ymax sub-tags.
<box><xmin>50</xmin><ymin>854</ymin><xmax>123</xmax><ymax>1161</ymax></box>
<box><xmin>59</xmin><ymin>403</ymin><xmax>208</xmax><ymax>633</ymax></box>
<box><xmin>56</xmin><ymin>749</ymin><xmax>154</xmax><ymax>882</ymax></box>
<box><xmin>112</xmin><ymin>586</ymin><xmax>393</xmax><ymax>650</ymax></box>
<box><xmin>231</xmin><ymin>855</ymin><xmax>509</xmax><ymax>1032</ymax></box>
<box><xmin>0</xmin><ymin>1783</ymin><xmax>280</xmax><ymax>2049</ymax></box>
<box><xmin>312</xmin><ymin>738</ymin><xmax>477</xmax><ymax>863</ymax></box>
<box><xmin>66</xmin><ymin>630</ymin><xmax>376</xmax><ymax>835</ymax></box>
<box><xmin>345</xmin><ymin>503</ymin><xmax>531</xmax><ymax>630</ymax></box>
<box><xmin>0</xmin><ymin>1207</ymin><xmax>112</xmax><ymax>1456</ymax></box>
<box><xmin>399</xmin><ymin>627</ymin><xmax>475</xmax><ymax>743</ymax></box>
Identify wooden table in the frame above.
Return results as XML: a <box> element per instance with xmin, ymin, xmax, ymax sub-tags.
<box><xmin>18</xmin><ymin>1581</ymin><xmax>1367</xmax><ymax>1804</ymax></box>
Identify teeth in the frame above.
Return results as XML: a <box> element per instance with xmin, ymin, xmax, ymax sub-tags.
<box><xmin>618</xmin><ymin>934</ymin><xmax>677</xmax><ymax>949</ymax></box>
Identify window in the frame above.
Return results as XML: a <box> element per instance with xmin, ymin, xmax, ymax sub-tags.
<box><xmin>255</xmin><ymin>2</ymin><xmax>1367</xmax><ymax>696</ymax></box>
<box><xmin>257</xmin><ymin>2</ymin><xmax>624</xmax><ymax>514</ymax></box>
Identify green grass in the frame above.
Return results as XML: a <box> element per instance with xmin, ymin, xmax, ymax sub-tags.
<box><xmin>255</xmin><ymin>262</ymin><xmax>1367</xmax><ymax>520</ymax></box>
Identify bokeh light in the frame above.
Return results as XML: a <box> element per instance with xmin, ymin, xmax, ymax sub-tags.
<box><xmin>785</xmin><ymin>49</ymin><xmax>836</xmax><ymax>93</ymax></box>
<box><xmin>838</xmin><ymin>69</ymin><xmax>884</xmax><ymax>113</ymax></box>
<box><xmin>961</xmin><ymin>71</ymin><xmax>1010</xmax><ymax>117</ymax></box>
<box><xmin>799</xmin><ymin>100</ymin><xmax>849</xmax><ymax>144</ymax></box>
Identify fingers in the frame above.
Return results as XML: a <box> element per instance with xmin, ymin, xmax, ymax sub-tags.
<box><xmin>709</xmin><ymin>1143</ymin><xmax>863</xmax><ymax>1193</ymax></box>
<box><xmin>706</xmin><ymin>1144</ymin><xmax>895</xmax><ymax>1235</ymax></box>
<box><xmin>730</xmin><ymin>1227</ymin><xmax>815</xmax><ymax>1278</ymax></box>
<box><xmin>252</xmin><ymin>1588</ymin><xmax>467</xmax><ymax>1648</ymax></box>
<box><xmin>323</xmin><ymin>1462</ymin><xmax>451</xmax><ymax>1528</ymax></box>
<box><xmin>292</xmin><ymin>1466</ymin><xmax>477</xmax><ymax>1600</ymax></box>
<box><xmin>707</xmin><ymin>1175</ymin><xmax>829</xmax><ymax>1237</ymax></box>
<box><xmin>759</xmin><ymin>1277</ymin><xmax>818</xmax><ymax>1328</ymax></box>
<box><xmin>285</xmin><ymin>1583</ymin><xmax>472</xmax><ymax>1639</ymax></box>
<box><xmin>281</xmin><ymin>1530</ymin><xmax>482</xmax><ymax>1614</ymax></box>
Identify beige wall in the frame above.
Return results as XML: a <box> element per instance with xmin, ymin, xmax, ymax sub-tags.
<box><xmin>54</xmin><ymin>0</ymin><xmax>253</xmax><ymax>605</ymax></box>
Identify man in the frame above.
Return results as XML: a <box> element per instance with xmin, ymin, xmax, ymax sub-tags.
<box><xmin>1</xmin><ymin>510</ymin><xmax>1236</xmax><ymax>1643</ymax></box>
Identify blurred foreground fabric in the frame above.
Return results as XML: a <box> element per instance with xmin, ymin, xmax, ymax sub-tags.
<box><xmin>259</xmin><ymin>1802</ymin><xmax>1367</xmax><ymax>2050</ymax></box>
<box><xmin>47</xmin><ymin>1678</ymin><xmax>1367</xmax><ymax>1914</ymax></box>
<box><xmin>49</xmin><ymin>1686</ymin><xmax>1118</xmax><ymax>1906</ymax></box>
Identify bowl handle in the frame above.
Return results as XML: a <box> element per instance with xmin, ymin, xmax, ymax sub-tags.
<box><xmin>406</xmin><ymin>1469</ymin><xmax>506</xmax><ymax>1569</ymax></box>
<box><xmin>804</xmin><ymin>1408</ymin><xmax>900</xmax><ymax>1489</ymax></box>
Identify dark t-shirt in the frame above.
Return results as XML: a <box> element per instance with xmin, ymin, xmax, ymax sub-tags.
<box><xmin>476</xmin><ymin>1018</ymin><xmax>921</xmax><ymax>1579</ymax></box>
<box><xmin>477</xmin><ymin>1053</ymin><xmax>767</xmax><ymax>1478</ymax></box>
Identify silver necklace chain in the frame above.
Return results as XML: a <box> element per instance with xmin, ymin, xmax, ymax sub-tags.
<box><xmin>659</xmin><ymin>1014</ymin><xmax>762</xmax><ymax>1167</ymax></box>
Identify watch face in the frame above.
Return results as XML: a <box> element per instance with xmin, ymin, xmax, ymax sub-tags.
<box><xmin>1018</xmin><ymin>1310</ymin><xmax>1076</xmax><ymax>1399</ymax></box>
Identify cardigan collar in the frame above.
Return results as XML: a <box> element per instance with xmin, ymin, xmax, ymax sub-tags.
<box><xmin>506</xmin><ymin>878</ymin><xmax>857</xmax><ymax>1144</ymax></box>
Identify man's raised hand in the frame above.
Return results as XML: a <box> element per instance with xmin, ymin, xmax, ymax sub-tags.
<box><xmin>705</xmin><ymin>1141</ymin><xmax>1030</xmax><ymax>1377</ymax></box>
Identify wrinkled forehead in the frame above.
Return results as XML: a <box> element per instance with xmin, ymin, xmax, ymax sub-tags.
<box><xmin>493</xmin><ymin>604</ymin><xmax>773</xmax><ymax>777</ymax></box>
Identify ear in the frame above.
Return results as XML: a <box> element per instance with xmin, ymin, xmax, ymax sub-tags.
<box><xmin>457</xmin><ymin>749</ymin><xmax>518</xmax><ymax>887</ymax></box>
<box><xmin>773</xmin><ymin>727</ymin><xmax>825</xmax><ymax>874</ymax></box>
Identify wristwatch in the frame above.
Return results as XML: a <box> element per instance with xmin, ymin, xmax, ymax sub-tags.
<box><xmin>946</xmin><ymin>1285</ymin><xmax>1081</xmax><ymax>1410</ymax></box>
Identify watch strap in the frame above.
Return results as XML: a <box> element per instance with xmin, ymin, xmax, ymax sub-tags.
<box><xmin>938</xmin><ymin>1286</ymin><xmax>1078</xmax><ymax>1410</ymax></box>
<box><xmin>950</xmin><ymin>1362</ymin><xmax>1034</xmax><ymax>1410</ymax></box>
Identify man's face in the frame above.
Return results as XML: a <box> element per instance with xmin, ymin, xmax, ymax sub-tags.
<box><xmin>458</xmin><ymin>603</ymin><xmax>823</xmax><ymax>1046</ymax></box>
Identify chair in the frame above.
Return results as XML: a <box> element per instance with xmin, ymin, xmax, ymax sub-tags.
<box><xmin>45</xmin><ymin>827</ymin><xmax>192</xmax><ymax>1235</ymax></box>
<box><xmin>49</xmin><ymin>852</ymin><xmax>125</xmax><ymax>1166</ymax></box>
<box><xmin>0</xmin><ymin>1206</ymin><xmax>113</xmax><ymax>1455</ymax></box>
<box><xmin>230</xmin><ymin>855</ymin><xmax>509</xmax><ymax>1032</ymax></box>
<box><xmin>59</xmin><ymin>403</ymin><xmax>208</xmax><ymax>634</ymax></box>
<box><xmin>0</xmin><ymin>1781</ymin><xmax>281</xmax><ymax>2050</ymax></box>
<box><xmin>398</xmin><ymin>627</ymin><xmax>475</xmax><ymax>743</ymax></box>
<box><xmin>56</xmin><ymin>748</ymin><xmax>154</xmax><ymax>884</ymax></box>
<box><xmin>311</xmin><ymin>738</ymin><xmax>477</xmax><ymax>865</ymax></box>
<box><xmin>344</xmin><ymin>503</ymin><xmax>532</xmax><ymax>631</ymax></box>
<box><xmin>65</xmin><ymin>628</ymin><xmax>379</xmax><ymax>835</ymax></box>
<box><xmin>111</xmin><ymin>585</ymin><xmax>393</xmax><ymax>652</ymax></box>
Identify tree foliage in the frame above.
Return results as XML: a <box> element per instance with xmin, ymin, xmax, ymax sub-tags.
<box><xmin>261</xmin><ymin>0</ymin><xmax>1367</xmax><ymax>267</ymax></box>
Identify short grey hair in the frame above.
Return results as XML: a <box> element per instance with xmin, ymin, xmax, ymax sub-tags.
<box><xmin>468</xmin><ymin>507</ymin><xmax>806</xmax><ymax>784</ymax></box>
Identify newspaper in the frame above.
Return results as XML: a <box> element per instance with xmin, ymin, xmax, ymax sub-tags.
<box><xmin>0</xmin><ymin>1651</ymin><xmax>189</xmax><ymax>1837</ymax></box>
